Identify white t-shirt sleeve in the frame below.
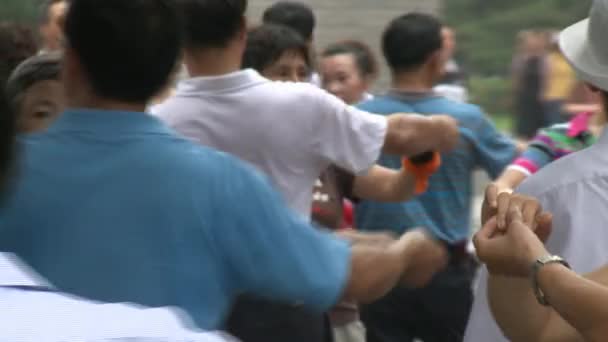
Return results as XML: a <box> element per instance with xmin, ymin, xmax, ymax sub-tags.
<box><xmin>309</xmin><ymin>90</ymin><xmax>387</xmax><ymax>175</ymax></box>
<box><xmin>1</xmin><ymin>288</ymin><xmax>238</xmax><ymax>342</ymax></box>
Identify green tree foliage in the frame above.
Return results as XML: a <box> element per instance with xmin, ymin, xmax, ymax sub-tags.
<box><xmin>445</xmin><ymin>0</ymin><xmax>590</xmax><ymax>76</ymax></box>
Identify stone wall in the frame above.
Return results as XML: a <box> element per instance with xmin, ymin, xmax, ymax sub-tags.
<box><xmin>247</xmin><ymin>0</ymin><xmax>441</xmax><ymax>90</ymax></box>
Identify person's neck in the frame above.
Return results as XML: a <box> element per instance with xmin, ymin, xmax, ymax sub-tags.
<box><xmin>185</xmin><ymin>46</ymin><xmax>242</xmax><ymax>78</ymax></box>
<box><xmin>391</xmin><ymin>70</ymin><xmax>434</xmax><ymax>93</ymax></box>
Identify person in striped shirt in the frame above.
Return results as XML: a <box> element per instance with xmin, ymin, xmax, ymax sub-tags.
<box><xmin>488</xmin><ymin>105</ymin><xmax>605</xmax><ymax>204</ymax></box>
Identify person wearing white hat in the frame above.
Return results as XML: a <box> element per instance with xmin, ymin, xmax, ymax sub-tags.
<box><xmin>463</xmin><ymin>0</ymin><xmax>608</xmax><ymax>341</ymax></box>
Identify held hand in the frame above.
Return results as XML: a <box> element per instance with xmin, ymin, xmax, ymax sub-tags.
<box><xmin>431</xmin><ymin>115</ymin><xmax>460</xmax><ymax>153</ymax></box>
<box><xmin>494</xmin><ymin>192</ymin><xmax>543</xmax><ymax>233</ymax></box>
<box><xmin>481</xmin><ymin>183</ymin><xmax>513</xmax><ymax>227</ymax></box>
<box><xmin>474</xmin><ymin>208</ymin><xmax>550</xmax><ymax>277</ymax></box>
<box><xmin>396</xmin><ymin>229</ymin><xmax>448</xmax><ymax>288</ymax></box>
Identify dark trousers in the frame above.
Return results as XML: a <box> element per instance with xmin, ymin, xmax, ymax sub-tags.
<box><xmin>226</xmin><ymin>295</ymin><xmax>332</xmax><ymax>342</ymax></box>
<box><xmin>361</xmin><ymin>255</ymin><xmax>477</xmax><ymax>342</ymax></box>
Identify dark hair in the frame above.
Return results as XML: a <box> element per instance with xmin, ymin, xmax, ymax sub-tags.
<box><xmin>0</xmin><ymin>86</ymin><xmax>17</xmax><ymax>194</ymax></box>
<box><xmin>382</xmin><ymin>13</ymin><xmax>443</xmax><ymax>72</ymax></box>
<box><xmin>63</xmin><ymin>0</ymin><xmax>181</xmax><ymax>103</ymax></box>
<box><xmin>0</xmin><ymin>23</ymin><xmax>38</xmax><ymax>87</ymax></box>
<box><xmin>5</xmin><ymin>52</ymin><xmax>62</xmax><ymax>114</ymax></box>
<box><xmin>322</xmin><ymin>40</ymin><xmax>378</xmax><ymax>79</ymax></box>
<box><xmin>177</xmin><ymin>0</ymin><xmax>247</xmax><ymax>49</ymax></box>
<box><xmin>262</xmin><ymin>1</ymin><xmax>315</xmax><ymax>41</ymax></box>
<box><xmin>38</xmin><ymin>0</ymin><xmax>66</xmax><ymax>26</ymax></box>
<box><xmin>242</xmin><ymin>24</ymin><xmax>310</xmax><ymax>72</ymax></box>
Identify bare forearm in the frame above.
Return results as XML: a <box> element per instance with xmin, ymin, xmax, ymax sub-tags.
<box><xmin>337</xmin><ymin>230</ymin><xmax>396</xmax><ymax>247</ymax></box>
<box><xmin>494</xmin><ymin>168</ymin><xmax>528</xmax><ymax>191</ymax></box>
<box><xmin>353</xmin><ymin>166</ymin><xmax>415</xmax><ymax>202</ymax></box>
<box><xmin>488</xmin><ymin>275</ymin><xmax>552</xmax><ymax>341</ymax></box>
<box><xmin>383</xmin><ymin>114</ymin><xmax>455</xmax><ymax>156</ymax></box>
<box><xmin>342</xmin><ymin>243</ymin><xmax>407</xmax><ymax>303</ymax></box>
<box><xmin>536</xmin><ymin>264</ymin><xmax>608</xmax><ymax>342</ymax></box>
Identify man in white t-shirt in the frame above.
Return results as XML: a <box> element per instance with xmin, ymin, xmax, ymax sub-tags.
<box><xmin>152</xmin><ymin>1</ymin><xmax>457</xmax><ymax>342</ymax></box>
<box><xmin>153</xmin><ymin>0</ymin><xmax>459</xmax><ymax>217</ymax></box>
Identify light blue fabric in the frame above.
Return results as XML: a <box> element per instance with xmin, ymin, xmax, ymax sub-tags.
<box><xmin>356</xmin><ymin>94</ymin><xmax>517</xmax><ymax>243</ymax></box>
<box><xmin>0</xmin><ymin>109</ymin><xmax>351</xmax><ymax>330</ymax></box>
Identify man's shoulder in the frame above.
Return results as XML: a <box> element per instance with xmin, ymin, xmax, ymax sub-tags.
<box><xmin>357</xmin><ymin>96</ymin><xmax>411</xmax><ymax>115</ymax></box>
<box><xmin>21</xmin><ymin>129</ymin><xmax>258</xmax><ymax>184</ymax></box>
<box><xmin>357</xmin><ymin>94</ymin><xmax>483</xmax><ymax>117</ymax></box>
<box><xmin>518</xmin><ymin>146</ymin><xmax>606</xmax><ymax>197</ymax></box>
<box><xmin>159</xmin><ymin>80</ymin><xmax>330</xmax><ymax>113</ymax></box>
<box><xmin>427</xmin><ymin>96</ymin><xmax>484</xmax><ymax>118</ymax></box>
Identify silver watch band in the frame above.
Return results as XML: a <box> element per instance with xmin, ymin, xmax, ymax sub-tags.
<box><xmin>531</xmin><ymin>255</ymin><xmax>571</xmax><ymax>306</ymax></box>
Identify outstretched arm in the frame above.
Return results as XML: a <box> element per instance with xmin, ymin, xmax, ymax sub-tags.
<box><xmin>382</xmin><ymin>114</ymin><xmax>459</xmax><ymax>157</ymax></box>
<box><xmin>352</xmin><ymin>165</ymin><xmax>416</xmax><ymax>202</ymax></box>
<box><xmin>476</xmin><ymin>193</ymin><xmax>608</xmax><ymax>342</ymax></box>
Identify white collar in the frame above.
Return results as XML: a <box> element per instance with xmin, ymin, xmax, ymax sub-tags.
<box><xmin>0</xmin><ymin>253</ymin><xmax>52</xmax><ymax>288</ymax></box>
<box><xmin>176</xmin><ymin>69</ymin><xmax>267</xmax><ymax>94</ymax></box>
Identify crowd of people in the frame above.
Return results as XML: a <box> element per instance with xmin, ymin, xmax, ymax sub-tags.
<box><xmin>1</xmin><ymin>0</ymin><xmax>608</xmax><ymax>341</ymax></box>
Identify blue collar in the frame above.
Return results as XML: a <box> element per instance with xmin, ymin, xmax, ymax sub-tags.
<box><xmin>48</xmin><ymin>109</ymin><xmax>174</xmax><ymax>136</ymax></box>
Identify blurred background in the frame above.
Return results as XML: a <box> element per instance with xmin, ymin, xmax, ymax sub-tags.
<box><xmin>1</xmin><ymin>0</ymin><xmax>590</xmax><ymax>131</ymax></box>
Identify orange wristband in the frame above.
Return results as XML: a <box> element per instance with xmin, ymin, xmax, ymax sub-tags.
<box><xmin>402</xmin><ymin>152</ymin><xmax>442</xmax><ymax>195</ymax></box>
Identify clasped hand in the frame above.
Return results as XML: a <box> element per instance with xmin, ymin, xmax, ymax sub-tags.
<box><xmin>474</xmin><ymin>184</ymin><xmax>553</xmax><ymax>278</ymax></box>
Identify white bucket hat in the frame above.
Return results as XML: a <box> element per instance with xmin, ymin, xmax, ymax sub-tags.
<box><xmin>560</xmin><ymin>0</ymin><xmax>608</xmax><ymax>91</ymax></box>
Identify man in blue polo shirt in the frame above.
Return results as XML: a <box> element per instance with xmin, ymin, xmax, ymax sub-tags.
<box><xmin>355</xmin><ymin>13</ymin><xmax>517</xmax><ymax>342</ymax></box>
<box><xmin>0</xmin><ymin>0</ymin><xmax>448</xmax><ymax>332</ymax></box>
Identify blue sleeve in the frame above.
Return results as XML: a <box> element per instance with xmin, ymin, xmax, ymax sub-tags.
<box><xmin>468</xmin><ymin>111</ymin><xmax>517</xmax><ymax>179</ymax></box>
<box><xmin>208</xmin><ymin>157</ymin><xmax>351</xmax><ymax>312</ymax></box>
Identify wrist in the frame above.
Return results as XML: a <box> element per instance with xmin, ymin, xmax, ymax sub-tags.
<box><xmin>526</xmin><ymin>245</ymin><xmax>550</xmax><ymax>271</ymax></box>
<box><xmin>531</xmin><ymin>255</ymin><xmax>571</xmax><ymax>306</ymax></box>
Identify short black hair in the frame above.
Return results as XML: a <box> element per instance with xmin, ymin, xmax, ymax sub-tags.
<box><xmin>242</xmin><ymin>24</ymin><xmax>310</xmax><ymax>72</ymax></box>
<box><xmin>382</xmin><ymin>13</ymin><xmax>443</xmax><ymax>72</ymax></box>
<box><xmin>38</xmin><ymin>0</ymin><xmax>66</xmax><ymax>26</ymax></box>
<box><xmin>0</xmin><ymin>23</ymin><xmax>38</xmax><ymax>87</ymax></box>
<box><xmin>322</xmin><ymin>40</ymin><xmax>378</xmax><ymax>79</ymax></box>
<box><xmin>262</xmin><ymin>2</ymin><xmax>315</xmax><ymax>41</ymax></box>
<box><xmin>63</xmin><ymin>0</ymin><xmax>181</xmax><ymax>103</ymax></box>
<box><xmin>5</xmin><ymin>52</ymin><xmax>62</xmax><ymax>114</ymax></box>
<box><xmin>177</xmin><ymin>0</ymin><xmax>247</xmax><ymax>49</ymax></box>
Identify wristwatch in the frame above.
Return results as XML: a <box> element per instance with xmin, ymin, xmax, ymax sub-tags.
<box><xmin>531</xmin><ymin>255</ymin><xmax>571</xmax><ymax>306</ymax></box>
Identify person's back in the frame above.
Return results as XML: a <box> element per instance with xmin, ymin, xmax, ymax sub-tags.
<box><xmin>0</xmin><ymin>0</ymin><xmax>361</xmax><ymax>331</ymax></box>
<box><xmin>354</xmin><ymin>13</ymin><xmax>515</xmax><ymax>342</ymax></box>
<box><xmin>357</xmin><ymin>94</ymin><xmax>510</xmax><ymax>241</ymax></box>
<box><xmin>155</xmin><ymin>72</ymin><xmax>385</xmax><ymax>216</ymax></box>
<box><xmin>0</xmin><ymin>109</ymin><xmax>312</xmax><ymax>329</ymax></box>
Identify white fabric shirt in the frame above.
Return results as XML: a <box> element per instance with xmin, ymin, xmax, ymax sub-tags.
<box><xmin>464</xmin><ymin>129</ymin><xmax>608</xmax><ymax>341</ymax></box>
<box><xmin>152</xmin><ymin>69</ymin><xmax>387</xmax><ymax>216</ymax></box>
<box><xmin>433</xmin><ymin>84</ymin><xmax>469</xmax><ymax>103</ymax></box>
<box><xmin>0</xmin><ymin>253</ymin><xmax>236</xmax><ymax>342</ymax></box>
